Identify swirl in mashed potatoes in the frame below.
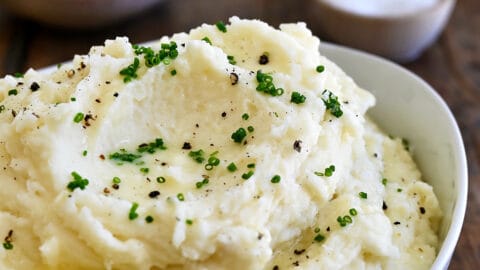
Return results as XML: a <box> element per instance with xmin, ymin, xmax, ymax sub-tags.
<box><xmin>0</xmin><ymin>17</ymin><xmax>441</xmax><ymax>270</ymax></box>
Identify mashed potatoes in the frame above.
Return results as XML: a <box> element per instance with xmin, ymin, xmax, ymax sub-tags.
<box><xmin>0</xmin><ymin>17</ymin><xmax>441</xmax><ymax>270</ymax></box>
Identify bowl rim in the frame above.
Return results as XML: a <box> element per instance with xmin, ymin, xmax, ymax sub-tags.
<box><xmin>319</xmin><ymin>41</ymin><xmax>468</xmax><ymax>269</ymax></box>
<box><xmin>315</xmin><ymin>0</ymin><xmax>456</xmax><ymax>20</ymax></box>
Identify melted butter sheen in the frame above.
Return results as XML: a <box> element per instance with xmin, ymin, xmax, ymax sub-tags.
<box><xmin>0</xmin><ymin>17</ymin><xmax>441</xmax><ymax>270</ymax></box>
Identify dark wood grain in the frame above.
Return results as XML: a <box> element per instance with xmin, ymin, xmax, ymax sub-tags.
<box><xmin>0</xmin><ymin>0</ymin><xmax>478</xmax><ymax>268</ymax></box>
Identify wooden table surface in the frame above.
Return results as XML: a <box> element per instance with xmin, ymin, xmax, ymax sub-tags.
<box><xmin>0</xmin><ymin>0</ymin><xmax>478</xmax><ymax>268</ymax></box>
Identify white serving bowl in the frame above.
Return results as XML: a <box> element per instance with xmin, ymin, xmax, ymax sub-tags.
<box><xmin>320</xmin><ymin>42</ymin><xmax>467</xmax><ymax>269</ymax></box>
<box><xmin>0</xmin><ymin>0</ymin><xmax>163</xmax><ymax>28</ymax></box>
<box><xmin>310</xmin><ymin>0</ymin><xmax>456</xmax><ymax>62</ymax></box>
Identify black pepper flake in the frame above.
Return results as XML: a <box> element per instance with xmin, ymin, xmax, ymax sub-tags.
<box><xmin>182</xmin><ymin>142</ymin><xmax>192</xmax><ymax>150</ymax></box>
<box><xmin>99</xmin><ymin>154</ymin><xmax>105</xmax><ymax>160</ymax></box>
<box><xmin>259</xmin><ymin>53</ymin><xmax>269</xmax><ymax>65</ymax></box>
<box><xmin>30</xmin><ymin>82</ymin><xmax>40</xmax><ymax>92</ymax></box>
<box><xmin>373</xmin><ymin>153</ymin><xmax>378</xmax><ymax>158</ymax></box>
<box><xmin>80</xmin><ymin>62</ymin><xmax>86</xmax><ymax>69</ymax></box>
<box><xmin>382</xmin><ymin>201</ymin><xmax>388</xmax><ymax>210</ymax></box>
<box><xmin>230</xmin><ymin>72</ymin><xmax>239</xmax><ymax>85</ymax></box>
<box><xmin>149</xmin><ymin>190</ymin><xmax>160</xmax><ymax>198</ymax></box>
<box><xmin>113</xmin><ymin>92</ymin><xmax>119</xmax><ymax>97</ymax></box>
<box><xmin>84</xmin><ymin>114</ymin><xmax>95</xmax><ymax>126</ymax></box>
<box><xmin>95</xmin><ymin>98</ymin><xmax>101</xmax><ymax>103</ymax></box>
<box><xmin>294</xmin><ymin>249</ymin><xmax>306</xmax><ymax>255</ymax></box>
<box><xmin>11</xmin><ymin>110</ymin><xmax>17</xmax><ymax>118</ymax></box>
<box><xmin>221</xmin><ymin>112</ymin><xmax>227</xmax><ymax>117</ymax></box>
<box><xmin>257</xmin><ymin>233</ymin><xmax>264</xmax><ymax>240</ymax></box>
<box><xmin>112</xmin><ymin>184</ymin><xmax>119</xmax><ymax>190</ymax></box>
<box><xmin>273</xmin><ymin>266</ymin><xmax>279</xmax><ymax>270</ymax></box>
<box><xmin>106</xmin><ymin>81</ymin><xmax>111</xmax><ymax>84</ymax></box>
<box><xmin>103</xmin><ymin>187</ymin><xmax>110</xmax><ymax>194</ymax></box>
<box><xmin>195</xmin><ymin>124</ymin><xmax>199</xmax><ymax>128</ymax></box>
<box><xmin>161</xmin><ymin>162</ymin><xmax>167</xmax><ymax>166</ymax></box>
<box><xmin>419</xmin><ymin>207</ymin><xmax>426</xmax><ymax>214</ymax></box>
<box><xmin>393</xmin><ymin>221</ymin><xmax>401</xmax><ymax>225</ymax></box>
<box><xmin>326</xmin><ymin>226</ymin><xmax>330</xmax><ymax>232</ymax></box>
<box><xmin>292</xmin><ymin>261</ymin><xmax>300</xmax><ymax>267</ymax></box>
<box><xmin>4</xmin><ymin>230</ymin><xmax>13</xmax><ymax>242</ymax></box>
<box><xmin>293</xmin><ymin>140</ymin><xmax>302</xmax><ymax>153</ymax></box>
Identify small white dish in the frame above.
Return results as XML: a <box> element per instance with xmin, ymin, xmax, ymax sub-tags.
<box><xmin>320</xmin><ymin>42</ymin><xmax>467</xmax><ymax>269</ymax></box>
<box><xmin>310</xmin><ymin>0</ymin><xmax>456</xmax><ymax>62</ymax></box>
<box><xmin>0</xmin><ymin>0</ymin><xmax>164</xmax><ymax>28</ymax></box>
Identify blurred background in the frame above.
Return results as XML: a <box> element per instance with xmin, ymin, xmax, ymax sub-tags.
<box><xmin>0</xmin><ymin>0</ymin><xmax>478</xmax><ymax>269</ymax></box>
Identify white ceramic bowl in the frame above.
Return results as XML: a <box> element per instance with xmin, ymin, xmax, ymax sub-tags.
<box><xmin>310</xmin><ymin>0</ymin><xmax>456</xmax><ymax>62</ymax></box>
<box><xmin>36</xmin><ymin>41</ymin><xmax>468</xmax><ymax>269</ymax></box>
<box><xmin>0</xmin><ymin>0</ymin><xmax>163</xmax><ymax>28</ymax></box>
<box><xmin>320</xmin><ymin>42</ymin><xmax>467</xmax><ymax>269</ymax></box>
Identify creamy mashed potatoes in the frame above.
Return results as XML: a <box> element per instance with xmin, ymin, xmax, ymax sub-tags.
<box><xmin>0</xmin><ymin>17</ymin><xmax>441</xmax><ymax>270</ymax></box>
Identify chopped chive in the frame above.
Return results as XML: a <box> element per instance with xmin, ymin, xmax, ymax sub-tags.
<box><xmin>247</xmin><ymin>163</ymin><xmax>255</xmax><ymax>169</ymax></box>
<box><xmin>67</xmin><ymin>171</ymin><xmax>89</xmax><ymax>191</ymax></box>
<box><xmin>109</xmin><ymin>149</ymin><xmax>141</xmax><ymax>163</ymax></box>
<box><xmin>156</xmin><ymin>176</ymin><xmax>166</xmax><ymax>183</ymax></box>
<box><xmin>291</xmin><ymin>91</ymin><xmax>306</xmax><ymax>104</ymax></box>
<box><xmin>242</xmin><ymin>113</ymin><xmax>249</xmax><ymax>120</ymax></box>
<box><xmin>397</xmin><ymin>188</ymin><xmax>403</xmax><ymax>192</ymax></box>
<box><xmin>337</xmin><ymin>215</ymin><xmax>353</xmax><ymax>227</ymax></box>
<box><xmin>189</xmin><ymin>149</ymin><xmax>205</xmax><ymax>163</ymax></box>
<box><xmin>382</xmin><ymin>178</ymin><xmax>388</xmax><ymax>186</ymax></box>
<box><xmin>128</xmin><ymin>202</ymin><xmax>139</xmax><ymax>220</ymax></box>
<box><xmin>349</xmin><ymin>208</ymin><xmax>357</xmax><ymax>216</ymax></box>
<box><xmin>140</xmin><ymin>167</ymin><xmax>149</xmax><ymax>174</ymax></box>
<box><xmin>359</xmin><ymin>192</ymin><xmax>368</xmax><ymax>199</ymax></box>
<box><xmin>242</xmin><ymin>170</ymin><xmax>254</xmax><ymax>180</ymax></box>
<box><xmin>137</xmin><ymin>138</ymin><xmax>167</xmax><ymax>153</ymax></box>
<box><xmin>82</xmin><ymin>150</ymin><xmax>88</xmax><ymax>156</ymax></box>
<box><xmin>70</xmin><ymin>97</ymin><xmax>76</xmax><ymax>101</ymax></box>
<box><xmin>186</xmin><ymin>219</ymin><xmax>193</xmax><ymax>225</ymax></box>
<box><xmin>13</xmin><ymin>72</ymin><xmax>24</xmax><ymax>78</ymax></box>
<box><xmin>316</xmin><ymin>65</ymin><xmax>325</xmax><ymax>73</ymax></box>
<box><xmin>216</xmin><ymin>21</ymin><xmax>227</xmax><ymax>32</ymax></box>
<box><xmin>170</xmin><ymin>69</ymin><xmax>177</xmax><ymax>76</ymax></box>
<box><xmin>227</xmin><ymin>162</ymin><xmax>237</xmax><ymax>172</ymax></box>
<box><xmin>195</xmin><ymin>178</ymin><xmax>209</xmax><ymax>189</ymax></box>
<box><xmin>177</xmin><ymin>193</ymin><xmax>185</xmax><ymax>201</ymax></box>
<box><xmin>201</xmin><ymin>37</ymin><xmax>212</xmax><ymax>45</ymax></box>
<box><xmin>321</xmin><ymin>90</ymin><xmax>343</xmax><ymax>118</ymax></box>
<box><xmin>120</xmin><ymin>57</ymin><xmax>140</xmax><ymax>83</ymax></box>
<box><xmin>271</xmin><ymin>175</ymin><xmax>281</xmax><ymax>183</ymax></box>
<box><xmin>8</xmin><ymin>89</ymin><xmax>17</xmax><ymax>96</ymax></box>
<box><xmin>247</xmin><ymin>126</ymin><xmax>254</xmax><ymax>133</ymax></box>
<box><xmin>314</xmin><ymin>234</ymin><xmax>325</xmax><ymax>242</ymax></box>
<box><xmin>227</xmin><ymin>55</ymin><xmax>236</xmax><ymax>65</ymax></box>
<box><xmin>256</xmin><ymin>70</ymin><xmax>284</xmax><ymax>97</ymax></box>
<box><xmin>73</xmin><ymin>112</ymin><xmax>84</xmax><ymax>123</ymax></box>
<box><xmin>231</xmin><ymin>127</ymin><xmax>247</xmax><ymax>143</ymax></box>
<box><xmin>314</xmin><ymin>165</ymin><xmax>335</xmax><ymax>177</ymax></box>
<box><xmin>112</xmin><ymin>177</ymin><xmax>121</xmax><ymax>184</ymax></box>
<box><xmin>2</xmin><ymin>242</ymin><xmax>13</xmax><ymax>250</ymax></box>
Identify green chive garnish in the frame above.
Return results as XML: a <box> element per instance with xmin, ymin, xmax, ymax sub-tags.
<box><xmin>216</xmin><ymin>21</ymin><xmax>227</xmax><ymax>33</ymax></box>
<box><xmin>271</xmin><ymin>175</ymin><xmax>281</xmax><ymax>183</ymax></box>
<box><xmin>73</xmin><ymin>112</ymin><xmax>84</xmax><ymax>123</ymax></box>
<box><xmin>128</xmin><ymin>202</ymin><xmax>139</xmax><ymax>220</ymax></box>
